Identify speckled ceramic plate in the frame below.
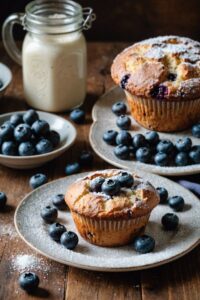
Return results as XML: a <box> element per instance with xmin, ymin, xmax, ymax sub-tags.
<box><xmin>14</xmin><ymin>171</ymin><xmax>200</xmax><ymax>272</ymax></box>
<box><xmin>90</xmin><ymin>87</ymin><xmax>200</xmax><ymax>176</ymax></box>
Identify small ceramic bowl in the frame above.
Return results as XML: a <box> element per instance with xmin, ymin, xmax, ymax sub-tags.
<box><xmin>0</xmin><ymin>111</ymin><xmax>77</xmax><ymax>169</ymax></box>
<box><xmin>0</xmin><ymin>63</ymin><xmax>12</xmax><ymax>96</ymax></box>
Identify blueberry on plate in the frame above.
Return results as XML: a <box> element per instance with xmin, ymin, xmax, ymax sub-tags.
<box><xmin>46</xmin><ymin>130</ymin><xmax>60</xmax><ymax>147</ymax></box>
<box><xmin>32</xmin><ymin>120</ymin><xmax>50</xmax><ymax>136</ymax></box>
<box><xmin>156</xmin><ymin>139</ymin><xmax>174</xmax><ymax>154</ymax></box>
<box><xmin>35</xmin><ymin>138</ymin><xmax>53</xmax><ymax>154</ymax></box>
<box><xmin>103</xmin><ymin>130</ymin><xmax>118</xmax><ymax>145</ymax></box>
<box><xmin>154</xmin><ymin>152</ymin><xmax>169</xmax><ymax>166</ymax></box>
<box><xmin>192</xmin><ymin>123</ymin><xmax>200</xmax><ymax>138</ymax></box>
<box><xmin>135</xmin><ymin>147</ymin><xmax>151</xmax><ymax>163</ymax></box>
<box><xmin>18</xmin><ymin>141</ymin><xmax>35</xmax><ymax>156</ymax></box>
<box><xmin>101</xmin><ymin>178</ymin><xmax>121</xmax><ymax>196</ymax></box>
<box><xmin>90</xmin><ymin>176</ymin><xmax>105</xmax><ymax>192</ymax></box>
<box><xmin>29</xmin><ymin>173</ymin><xmax>48</xmax><ymax>189</ymax></box>
<box><xmin>0</xmin><ymin>122</ymin><xmax>13</xmax><ymax>141</ymax></box>
<box><xmin>116</xmin><ymin>130</ymin><xmax>132</xmax><ymax>146</ymax></box>
<box><xmin>189</xmin><ymin>146</ymin><xmax>200</xmax><ymax>164</ymax></box>
<box><xmin>117</xmin><ymin>172</ymin><xmax>134</xmax><ymax>188</ymax></box>
<box><xmin>1</xmin><ymin>141</ymin><xmax>17</xmax><ymax>156</ymax></box>
<box><xmin>79</xmin><ymin>150</ymin><xmax>94</xmax><ymax>166</ymax></box>
<box><xmin>156</xmin><ymin>187</ymin><xmax>168</xmax><ymax>204</ymax></box>
<box><xmin>116</xmin><ymin>115</ymin><xmax>131</xmax><ymax>130</ymax></box>
<box><xmin>133</xmin><ymin>235</ymin><xmax>155</xmax><ymax>254</ymax></box>
<box><xmin>175</xmin><ymin>152</ymin><xmax>189</xmax><ymax>166</ymax></box>
<box><xmin>52</xmin><ymin>194</ymin><xmax>68</xmax><ymax>210</ymax></box>
<box><xmin>48</xmin><ymin>222</ymin><xmax>66</xmax><ymax>241</ymax></box>
<box><xmin>14</xmin><ymin>124</ymin><xmax>32</xmax><ymax>143</ymax></box>
<box><xmin>0</xmin><ymin>192</ymin><xmax>7</xmax><ymax>210</ymax></box>
<box><xmin>132</xmin><ymin>134</ymin><xmax>146</xmax><ymax>148</ymax></box>
<box><xmin>65</xmin><ymin>162</ymin><xmax>80</xmax><ymax>175</ymax></box>
<box><xmin>70</xmin><ymin>109</ymin><xmax>85</xmax><ymax>124</ymax></box>
<box><xmin>168</xmin><ymin>195</ymin><xmax>185</xmax><ymax>211</ymax></box>
<box><xmin>145</xmin><ymin>131</ymin><xmax>159</xmax><ymax>145</ymax></box>
<box><xmin>40</xmin><ymin>206</ymin><xmax>58</xmax><ymax>223</ymax></box>
<box><xmin>19</xmin><ymin>272</ymin><xmax>39</xmax><ymax>293</ymax></box>
<box><xmin>23</xmin><ymin>109</ymin><xmax>39</xmax><ymax>125</ymax></box>
<box><xmin>114</xmin><ymin>144</ymin><xmax>130</xmax><ymax>160</ymax></box>
<box><xmin>175</xmin><ymin>137</ymin><xmax>192</xmax><ymax>152</ymax></box>
<box><xmin>112</xmin><ymin>101</ymin><xmax>127</xmax><ymax>116</ymax></box>
<box><xmin>60</xmin><ymin>231</ymin><xmax>79</xmax><ymax>250</ymax></box>
<box><xmin>161</xmin><ymin>213</ymin><xmax>179</xmax><ymax>230</ymax></box>
<box><xmin>10</xmin><ymin>113</ymin><xmax>23</xmax><ymax>126</ymax></box>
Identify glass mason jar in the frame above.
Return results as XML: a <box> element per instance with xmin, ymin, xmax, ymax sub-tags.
<box><xmin>2</xmin><ymin>0</ymin><xmax>95</xmax><ymax>112</ymax></box>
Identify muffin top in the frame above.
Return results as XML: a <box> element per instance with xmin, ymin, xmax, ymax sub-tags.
<box><xmin>111</xmin><ymin>35</ymin><xmax>200</xmax><ymax>101</ymax></box>
<box><xmin>65</xmin><ymin>170</ymin><xmax>159</xmax><ymax>219</ymax></box>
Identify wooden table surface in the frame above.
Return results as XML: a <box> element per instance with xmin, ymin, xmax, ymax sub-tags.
<box><xmin>0</xmin><ymin>42</ymin><xmax>199</xmax><ymax>300</ymax></box>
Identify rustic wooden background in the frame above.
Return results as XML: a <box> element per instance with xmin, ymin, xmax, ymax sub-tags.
<box><xmin>1</xmin><ymin>0</ymin><xmax>200</xmax><ymax>41</ymax></box>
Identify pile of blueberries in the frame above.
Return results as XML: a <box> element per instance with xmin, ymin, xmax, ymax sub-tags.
<box><xmin>103</xmin><ymin>101</ymin><xmax>200</xmax><ymax>166</ymax></box>
<box><xmin>40</xmin><ymin>194</ymin><xmax>79</xmax><ymax>250</ymax></box>
<box><xmin>0</xmin><ymin>109</ymin><xmax>60</xmax><ymax>156</ymax></box>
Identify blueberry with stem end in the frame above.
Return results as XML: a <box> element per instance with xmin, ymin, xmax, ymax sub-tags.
<box><xmin>112</xmin><ymin>101</ymin><xmax>127</xmax><ymax>116</ymax></box>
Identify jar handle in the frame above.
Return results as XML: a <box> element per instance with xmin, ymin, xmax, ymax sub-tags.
<box><xmin>2</xmin><ymin>13</ymin><xmax>24</xmax><ymax>66</ymax></box>
<box><xmin>82</xmin><ymin>8</ymin><xmax>96</xmax><ymax>30</ymax></box>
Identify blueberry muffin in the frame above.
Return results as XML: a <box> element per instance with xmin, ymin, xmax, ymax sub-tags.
<box><xmin>65</xmin><ymin>169</ymin><xmax>159</xmax><ymax>247</ymax></box>
<box><xmin>111</xmin><ymin>36</ymin><xmax>200</xmax><ymax>132</ymax></box>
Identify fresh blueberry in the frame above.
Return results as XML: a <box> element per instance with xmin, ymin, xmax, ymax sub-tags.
<box><xmin>116</xmin><ymin>130</ymin><xmax>132</xmax><ymax>146</ymax></box>
<box><xmin>161</xmin><ymin>213</ymin><xmax>179</xmax><ymax>230</ymax></box>
<box><xmin>19</xmin><ymin>272</ymin><xmax>39</xmax><ymax>293</ymax></box>
<box><xmin>168</xmin><ymin>196</ymin><xmax>185</xmax><ymax>211</ymax></box>
<box><xmin>35</xmin><ymin>139</ymin><xmax>53</xmax><ymax>154</ymax></box>
<box><xmin>18</xmin><ymin>142</ymin><xmax>35</xmax><ymax>156</ymax></box>
<box><xmin>1</xmin><ymin>141</ymin><xmax>17</xmax><ymax>156</ymax></box>
<box><xmin>189</xmin><ymin>146</ymin><xmax>200</xmax><ymax>164</ymax></box>
<box><xmin>133</xmin><ymin>235</ymin><xmax>155</xmax><ymax>254</ymax></box>
<box><xmin>156</xmin><ymin>187</ymin><xmax>168</xmax><ymax>204</ymax></box>
<box><xmin>101</xmin><ymin>178</ymin><xmax>121</xmax><ymax>196</ymax></box>
<box><xmin>114</xmin><ymin>144</ymin><xmax>130</xmax><ymax>160</ymax></box>
<box><xmin>65</xmin><ymin>162</ymin><xmax>80</xmax><ymax>175</ymax></box>
<box><xmin>154</xmin><ymin>152</ymin><xmax>169</xmax><ymax>166</ymax></box>
<box><xmin>31</xmin><ymin>120</ymin><xmax>50</xmax><ymax>136</ymax></box>
<box><xmin>40</xmin><ymin>206</ymin><xmax>58</xmax><ymax>223</ymax></box>
<box><xmin>112</xmin><ymin>101</ymin><xmax>127</xmax><ymax>116</ymax></box>
<box><xmin>120</xmin><ymin>74</ymin><xmax>130</xmax><ymax>89</ymax></box>
<box><xmin>150</xmin><ymin>84</ymin><xmax>168</xmax><ymax>99</ymax></box>
<box><xmin>10</xmin><ymin>113</ymin><xmax>23</xmax><ymax>126</ymax></box>
<box><xmin>29</xmin><ymin>173</ymin><xmax>48</xmax><ymax>189</ymax></box>
<box><xmin>48</xmin><ymin>222</ymin><xmax>66</xmax><ymax>241</ymax></box>
<box><xmin>145</xmin><ymin>131</ymin><xmax>159</xmax><ymax>145</ymax></box>
<box><xmin>79</xmin><ymin>150</ymin><xmax>94</xmax><ymax>166</ymax></box>
<box><xmin>70</xmin><ymin>109</ymin><xmax>85</xmax><ymax>124</ymax></box>
<box><xmin>135</xmin><ymin>147</ymin><xmax>151</xmax><ymax>163</ymax></box>
<box><xmin>167</xmin><ymin>73</ymin><xmax>177</xmax><ymax>81</ymax></box>
<box><xmin>23</xmin><ymin>109</ymin><xmax>39</xmax><ymax>125</ymax></box>
<box><xmin>116</xmin><ymin>115</ymin><xmax>131</xmax><ymax>130</ymax></box>
<box><xmin>132</xmin><ymin>134</ymin><xmax>146</xmax><ymax>148</ymax></box>
<box><xmin>156</xmin><ymin>140</ymin><xmax>174</xmax><ymax>154</ymax></box>
<box><xmin>175</xmin><ymin>152</ymin><xmax>189</xmax><ymax>166</ymax></box>
<box><xmin>52</xmin><ymin>194</ymin><xmax>68</xmax><ymax>210</ymax></box>
<box><xmin>14</xmin><ymin>124</ymin><xmax>32</xmax><ymax>142</ymax></box>
<box><xmin>0</xmin><ymin>192</ymin><xmax>7</xmax><ymax>210</ymax></box>
<box><xmin>192</xmin><ymin>123</ymin><xmax>200</xmax><ymax>138</ymax></box>
<box><xmin>46</xmin><ymin>130</ymin><xmax>60</xmax><ymax>147</ymax></box>
<box><xmin>60</xmin><ymin>231</ymin><xmax>79</xmax><ymax>250</ymax></box>
<box><xmin>103</xmin><ymin>130</ymin><xmax>118</xmax><ymax>145</ymax></box>
<box><xmin>0</xmin><ymin>122</ymin><xmax>13</xmax><ymax>141</ymax></box>
<box><xmin>175</xmin><ymin>137</ymin><xmax>192</xmax><ymax>152</ymax></box>
<box><xmin>0</xmin><ymin>80</ymin><xmax>3</xmax><ymax>89</ymax></box>
<box><xmin>117</xmin><ymin>172</ymin><xmax>134</xmax><ymax>188</ymax></box>
<box><xmin>90</xmin><ymin>176</ymin><xmax>105</xmax><ymax>192</ymax></box>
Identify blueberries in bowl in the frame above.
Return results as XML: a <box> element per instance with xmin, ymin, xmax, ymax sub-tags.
<box><xmin>112</xmin><ymin>101</ymin><xmax>127</xmax><ymax>116</ymax></box>
<box><xmin>23</xmin><ymin>109</ymin><xmax>39</xmax><ymax>125</ymax></box>
<box><xmin>0</xmin><ymin>80</ymin><xmax>3</xmax><ymax>89</ymax></box>
<box><xmin>90</xmin><ymin>176</ymin><xmax>105</xmax><ymax>192</ymax></box>
<box><xmin>18</xmin><ymin>141</ymin><xmax>35</xmax><ymax>156</ymax></box>
<box><xmin>29</xmin><ymin>173</ymin><xmax>48</xmax><ymax>189</ymax></box>
<box><xmin>168</xmin><ymin>195</ymin><xmax>185</xmax><ymax>211</ymax></box>
<box><xmin>32</xmin><ymin>120</ymin><xmax>50</xmax><ymax>137</ymax></box>
<box><xmin>156</xmin><ymin>187</ymin><xmax>168</xmax><ymax>204</ymax></box>
<box><xmin>117</xmin><ymin>172</ymin><xmax>134</xmax><ymax>187</ymax></box>
<box><xmin>19</xmin><ymin>272</ymin><xmax>40</xmax><ymax>293</ymax></box>
<box><xmin>101</xmin><ymin>178</ymin><xmax>120</xmax><ymax>196</ymax></box>
<box><xmin>36</xmin><ymin>139</ymin><xmax>53</xmax><ymax>155</ymax></box>
<box><xmin>162</xmin><ymin>213</ymin><xmax>179</xmax><ymax>230</ymax></box>
<box><xmin>1</xmin><ymin>141</ymin><xmax>17</xmax><ymax>156</ymax></box>
<box><xmin>46</xmin><ymin>130</ymin><xmax>60</xmax><ymax>147</ymax></box>
<box><xmin>116</xmin><ymin>115</ymin><xmax>131</xmax><ymax>130</ymax></box>
<box><xmin>14</xmin><ymin>124</ymin><xmax>32</xmax><ymax>143</ymax></box>
<box><xmin>103</xmin><ymin>130</ymin><xmax>118</xmax><ymax>145</ymax></box>
<box><xmin>0</xmin><ymin>122</ymin><xmax>13</xmax><ymax>141</ymax></box>
<box><xmin>10</xmin><ymin>113</ymin><xmax>23</xmax><ymax>126</ymax></box>
<box><xmin>192</xmin><ymin>123</ymin><xmax>200</xmax><ymax>138</ymax></box>
<box><xmin>133</xmin><ymin>235</ymin><xmax>155</xmax><ymax>254</ymax></box>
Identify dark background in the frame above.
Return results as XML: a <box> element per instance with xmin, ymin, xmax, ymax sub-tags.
<box><xmin>1</xmin><ymin>0</ymin><xmax>200</xmax><ymax>42</ymax></box>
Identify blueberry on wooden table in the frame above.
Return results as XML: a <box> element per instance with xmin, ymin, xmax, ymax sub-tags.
<box><xmin>1</xmin><ymin>141</ymin><xmax>17</xmax><ymax>156</ymax></box>
<box><xmin>18</xmin><ymin>141</ymin><xmax>35</xmax><ymax>156</ymax></box>
<box><xmin>103</xmin><ymin>130</ymin><xmax>118</xmax><ymax>145</ymax></box>
<box><xmin>114</xmin><ymin>144</ymin><xmax>130</xmax><ymax>160</ymax></box>
<box><xmin>135</xmin><ymin>147</ymin><xmax>151</xmax><ymax>163</ymax></box>
<box><xmin>162</xmin><ymin>213</ymin><xmax>179</xmax><ymax>230</ymax></box>
<box><xmin>112</xmin><ymin>101</ymin><xmax>127</xmax><ymax>116</ymax></box>
<box><xmin>133</xmin><ymin>235</ymin><xmax>155</xmax><ymax>254</ymax></box>
<box><xmin>101</xmin><ymin>178</ymin><xmax>120</xmax><ymax>196</ymax></box>
<box><xmin>0</xmin><ymin>192</ymin><xmax>7</xmax><ymax>210</ymax></box>
<box><xmin>19</xmin><ymin>272</ymin><xmax>39</xmax><ymax>293</ymax></box>
<box><xmin>154</xmin><ymin>152</ymin><xmax>169</xmax><ymax>166</ymax></box>
<box><xmin>10</xmin><ymin>113</ymin><xmax>23</xmax><ymax>126</ymax></box>
<box><xmin>14</xmin><ymin>124</ymin><xmax>32</xmax><ymax>143</ymax></box>
<box><xmin>168</xmin><ymin>196</ymin><xmax>185</xmax><ymax>211</ymax></box>
<box><xmin>79</xmin><ymin>150</ymin><xmax>94</xmax><ymax>166</ymax></box>
<box><xmin>0</xmin><ymin>122</ymin><xmax>14</xmax><ymax>142</ymax></box>
<box><xmin>132</xmin><ymin>134</ymin><xmax>147</xmax><ymax>148</ymax></box>
<box><xmin>35</xmin><ymin>138</ymin><xmax>53</xmax><ymax>154</ymax></box>
<box><xmin>70</xmin><ymin>109</ymin><xmax>85</xmax><ymax>124</ymax></box>
<box><xmin>31</xmin><ymin>120</ymin><xmax>50</xmax><ymax>136</ymax></box>
<box><xmin>29</xmin><ymin>173</ymin><xmax>48</xmax><ymax>189</ymax></box>
<box><xmin>48</xmin><ymin>222</ymin><xmax>66</xmax><ymax>241</ymax></box>
<box><xmin>52</xmin><ymin>194</ymin><xmax>68</xmax><ymax>210</ymax></box>
<box><xmin>23</xmin><ymin>109</ymin><xmax>39</xmax><ymax>125</ymax></box>
<box><xmin>117</xmin><ymin>172</ymin><xmax>134</xmax><ymax>187</ymax></box>
<box><xmin>116</xmin><ymin>115</ymin><xmax>131</xmax><ymax>130</ymax></box>
<box><xmin>175</xmin><ymin>137</ymin><xmax>192</xmax><ymax>152</ymax></box>
<box><xmin>41</xmin><ymin>206</ymin><xmax>58</xmax><ymax>223</ymax></box>
<box><xmin>192</xmin><ymin>123</ymin><xmax>200</xmax><ymax>138</ymax></box>
<box><xmin>65</xmin><ymin>162</ymin><xmax>81</xmax><ymax>175</ymax></box>
<box><xmin>189</xmin><ymin>146</ymin><xmax>200</xmax><ymax>164</ymax></box>
<box><xmin>60</xmin><ymin>231</ymin><xmax>79</xmax><ymax>250</ymax></box>
<box><xmin>116</xmin><ymin>130</ymin><xmax>132</xmax><ymax>146</ymax></box>
<box><xmin>90</xmin><ymin>176</ymin><xmax>105</xmax><ymax>192</ymax></box>
<box><xmin>175</xmin><ymin>152</ymin><xmax>190</xmax><ymax>166</ymax></box>
<box><xmin>156</xmin><ymin>187</ymin><xmax>168</xmax><ymax>204</ymax></box>
<box><xmin>145</xmin><ymin>131</ymin><xmax>159</xmax><ymax>145</ymax></box>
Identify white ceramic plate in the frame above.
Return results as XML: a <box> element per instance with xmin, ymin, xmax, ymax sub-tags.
<box><xmin>0</xmin><ymin>63</ymin><xmax>12</xmax><ymax>96</ymax></box>
<box><xmin>0</xmin><ymin>111</ymin><xmax>76</xmax><ymax>169</ymax></box>
<box><xmin>14</xmin><ymin>171</ymin><xmax>200</xmax><ymax>272</ymax></box>
<box><xmin>90</xmin><ymin>87</ymin><xmax>200</xmax><ymax>176</ymax></box>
